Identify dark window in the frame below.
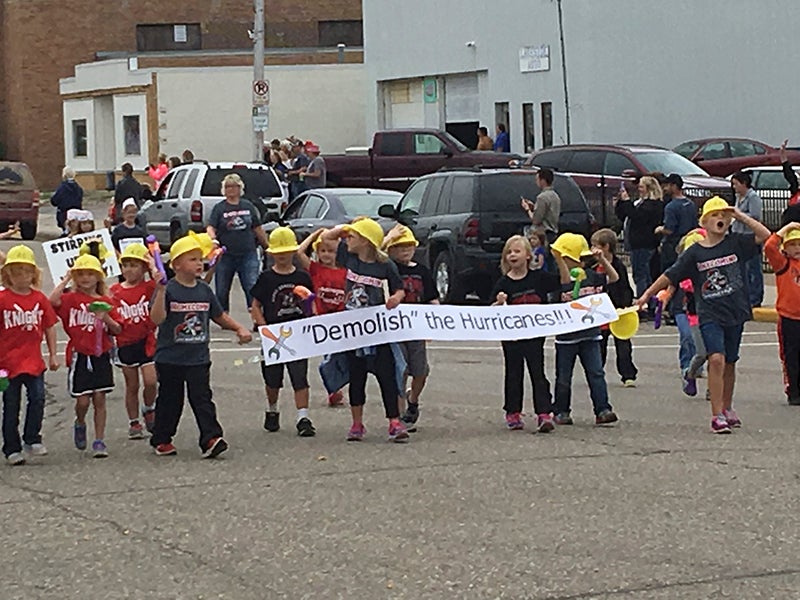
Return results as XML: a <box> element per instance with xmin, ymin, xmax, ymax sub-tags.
<box><xmin>136</xmin><ymin>24</ymin><xmax>201</xmax><ymax>52</ymax></box>
<box><xmin>183</xmin><ymin>169</ymin><xmax>200</xmax><ymax>198</ymax></box>
<box><xmin>449</xmin><ymin>176</ymin><xmax>475</xmax><ymax>213</ymax></box>
<box><xmin>72</xmin><ymin>120</ymin><xmax>87</xmax><ymax>158</ymax></box>
<box><xmin>378</xmin><ymin>133</ymin><xmax>406</xmax><ymax>156</ymax></box>
<box><xmin>699</xmin><ymin>142</ymin><xmax>728</xmax><ymax>160</ymax></box>
<box><xmin>299</xmin><ymin>194</ymin><xmax>327</xmax><ymax>218</ymax></box>
<box><xmin>123</xmin><ymin>116</ymin><xmax>141</xmax><ymax>156</ymax></box>
<box><xmin>674</xmin><ymin>141</ymin><xmax>701</xmax><ymax>158</ymax></box>
<box><xmin>531</xmin><ymin>149</ymin><xmax>569</xmax><ymax>171</ymax></box>
<box><xmin>479</xmin><ymin>173</ymin><xmax>542</xmax><ymax>212</ymax></box>
<box><xmin>0</xmin><ymin>164</ymin><xmax>35</xmax><ymax>188</ymax></box>
<box><xmin>566</xmin><ymin>151</ymin><xmax>604</xmax><ymax>174</ymax></box>
<box><xmin>541</xmin><ymin>102</ymin><xmax>553</xmax><ymax>148</ymax></box>
<box><xmin>283</xmin><ymin>196</ymin><xmax>306</xmax><ymax>220</ymax></box>
<box><xmin>200</xmin><ymin>168</ymin><xmax>282</xmax><ymax>200</ymax></box>
<box><xmin>522</xmin><ymin>103</ymin><xmax>535</xmax><ymax>153</ymax></box>
<box><xmin>753</xmin><ymin>144</ymin><xmax>767</xmax><ymax>155</ymax></box>
<box><xmin>337</xmin><ymin>192</ymin><xmax>399</xmax><ymax>217</ymax></box>
<box><xmin>420</xmin><ymin>177</ymin><xmax>446</xmax><ymax>215</ymax></box>
<box><xmin>729</xmin><ymin>140</ymin><xmax>756</xmax><ymax>158</ymax></box>
<box><xmin>167</xmin><ymin>170</ymin><xmax>187</xmax><ymax>199</ymax></box>
<box><xmin>318</xmin><ymin>20</ymin><xmax>363</xmax><ymax>46</ymax></box>
<box><xmin>398</xmin><ymin>179</ymin><xmax>429</xmax><ymax>217</ymax></box>
<box><xmin>603</xmin><ymin>152</ymin><xmax>637</xmax><ymax>176</ymax></box>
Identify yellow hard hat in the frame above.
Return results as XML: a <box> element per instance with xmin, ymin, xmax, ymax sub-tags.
<box><xmin>2</xmin><ymin>245</ymin><xmax>37</xmax><ymax>269</ymax></box>
<box><xmin>71</xmin><ymin>254</ymin><xmax>105</xmax><ymax>275</ymax></box>
<box><xmin>386</xmin><ymin>227</ymin><xmax>419</xmax><ymax>249</ymax></box>
<box><xmin>782</xmin><ymin>229</ymin><xmax>800</xmax><ymax>249</ymax></box>
<box><xmin>188</xmin><ymin>231</ymin><xmax>216</xmax><ymax>258</ymax></box>
<box><xmin>342</xmin><ymin>218</ymin><xmax>385</xmax><ymax>250</ymax></box>
<box><xmin>609</xmin><ymin>307</ymin><xmax>640</xmax><ymax>340</ymax></box>
<box><xmin>79</xmin><ymin>240</ymin><xmax>112</xmax><ymax>263</ymax></box>
<box><xmin>551</xmin><ymin>232</ymin><xmax>592</xmax><ymax>262</ymax></box>
<box><xmin>700</xmin><ymin>196</ymin><xmax>732</xmax><ymax>221</ymax></box>
<box><xmin>119</xmin><ymin>243</ymin><xmax>150</xmax><ymax>263</ymax></box>
<box><xmin>267</xmin><ymin>226</ymin><xmax>299</xmax><ymax>254</ymax></box>
<box><xmin>169</xmin><ymin>235</ymin><xmax>203</xmax><ymax>261</ymax></box>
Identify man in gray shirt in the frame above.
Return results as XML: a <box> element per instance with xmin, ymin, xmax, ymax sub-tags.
<box><xmin>521</xmin><ymin>168</ymin><xmax>561</xmax><ymax>244</ymax></box>
<box><xmin>731</xmin><ymin>170</ymin><xmax>764</xmax><ymax>307</ymax></box>
<box><xmin>302</xmin><ymin>142</ymin><xmax>326</xmax><ymax>189</ymax></box>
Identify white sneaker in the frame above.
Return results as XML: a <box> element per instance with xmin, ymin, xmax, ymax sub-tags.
<box><xmin>6</xmin><ymin>452</ymin><xmax>25</xmax><ymax>465</ymax></box>
<box><xmin>23</xmin><ymin>443</ymin><xmax>48</xmax><ymax>456</ymax></box>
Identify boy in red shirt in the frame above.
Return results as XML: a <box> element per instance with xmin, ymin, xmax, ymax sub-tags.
<box><xmin>0</xmin><ymin>246</ymin><xmax>59</xmax><ymax>465</ymax></box>
<box><xmin>764</xmin><ymin>222</ymin><xmax>800</xmax><ymax>405</ymax></box>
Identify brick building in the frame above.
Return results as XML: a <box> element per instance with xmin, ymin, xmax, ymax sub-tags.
<box><xmin>0</xmin><ymin>0</ymin><xmax>362</xmax><ymax>188</ymax></box>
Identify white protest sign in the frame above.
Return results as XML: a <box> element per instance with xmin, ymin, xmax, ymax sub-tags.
<box><xmin>43</xmin><ymin>229</ymin><xmax>121</xmax><ymax>284</ymax></box>
<box><xmin>260</xmin><ymin>294</ymin><xmax>619</xmax><ymax>365</ymax></box>
<box><xmin>118</xmin><ymin>237</ymin><xmax>144</xmax><ymax>253</ymax></box>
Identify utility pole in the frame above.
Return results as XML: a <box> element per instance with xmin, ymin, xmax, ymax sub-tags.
<box><xmin>253</xmin><ymin>0</ymin><xmax>265</xmax><ymax>161</ymax></box>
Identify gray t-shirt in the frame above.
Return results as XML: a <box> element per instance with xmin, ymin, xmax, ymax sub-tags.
<box><xmin>731</xmin><ymin>188</ymin><xmax>763</xmax><ymax>235</ymax></box>
<box><xmin>155</xmin><ymin>279</ymin><xmax>223</xmax><ymax>365</ymax></box>
<box><xmin>208</xmin><ymin>199</ymin><xmax>261</xmax><ymax>256</ymax></box>
<box><xmin>304</xmin><ymin>156</ymin><xmax>327</xmax><ymax>189</ymax></box>
<box><xmin>532</xmin><ymin>187</ymin><xmax>561</xmax><ymax>234</ymax></box>
<box><xmin>336</xmin><ymin>242</ymin><xmax>403</xmax><ymax>309</ymax></box>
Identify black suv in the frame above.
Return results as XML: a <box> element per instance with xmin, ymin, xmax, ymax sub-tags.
<box><xmin>377</xmin><ymin>168</ymin><xmax>593</xmax><ymax>303</ymax></box>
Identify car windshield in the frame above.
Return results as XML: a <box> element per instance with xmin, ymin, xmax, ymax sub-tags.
<box><xmin>338</xmin><ymin>192</ymin><xmax>400</xmax><ymax>216</ymax></box>
<box><xmin>634</xmin><ymin>151</ymin><xmax>709</xmax><ymax>176</ymax></box>
<box><xmin>0</xmin><ymin>164</ymin><xmax>35</xmax><ymax>188</ymax></box>
<box><xmin>673</xmin><ymin>142</ymin><xmax>701</xmax><ymax>158</ymax></box>
<box><xmin>201</xmin><ymin>167</ymin><xmax>282</xmax><ymax>200</ymax></box>
<box><xmin>441</xmin><ymin>131</ymin><xmax>468</xmax><ymax>152</ymax></box>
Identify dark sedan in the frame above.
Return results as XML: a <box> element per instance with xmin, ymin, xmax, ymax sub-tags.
<box><xmin>263</xmin><ymin>187</ymin><xmax>402</xmax><ymax>240</ymax></box>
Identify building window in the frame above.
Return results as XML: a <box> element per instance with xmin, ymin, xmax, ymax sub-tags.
<box><xmin>72</xmin><ymin>119</ymin><xmax>87</xmax><ymax>157</ymax></box>
<box><xmin>123</xmin><ymin>115</ymin><xmax>141</xmax><ymax>156</ymax></box>
<box><xmin>541</xmin><ymin>102</ymin><xmax>553</xmax><ymax>149</ymax></box>
<box><xmin>318</xmin><ymin>20</ymin><xmax>363</xmax><ymax>46</ymax></box>
<box><xmin>136</xmin><ymin>24</ymin><xmax>201</xmax><ymax>51</ymax></box>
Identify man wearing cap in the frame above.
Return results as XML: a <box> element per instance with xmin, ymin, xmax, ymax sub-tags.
<box><xmin>286</xmin><ymin>140</ymin><xmax>310</xmax><ymax>200</ymax></box>
<box><xmin>302</xmin><ymin>142</ymin><xmax>326</xmax><ymax>189</ymax></box>
<box><xmin>656</xmin><ymin>174</ymin><xmax>699</xmax><ymax>271</ymax></box>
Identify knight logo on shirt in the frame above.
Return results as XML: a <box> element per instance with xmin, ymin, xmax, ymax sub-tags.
<box><xmin>117</xmin><ymin>294</ymin><xmax>150</xmax><ymax>323</ymax></box>
<box><xmin>3</xmin><ymin>303</ymin><xmax>44</xmax><ymax>331</ymax></box>
<box><xmin>68</xmin><ymin>304</ymin><xmax>95</xmax><ymax>331</ymax></box>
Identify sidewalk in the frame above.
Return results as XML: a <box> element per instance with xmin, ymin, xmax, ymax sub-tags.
<box><xmin>753</xmin><ymin>272</ymin><xmax>778</xmax><ymax>323</ymax></box>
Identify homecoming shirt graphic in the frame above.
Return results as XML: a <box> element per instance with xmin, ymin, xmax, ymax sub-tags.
<box><xmin>696</xmin><ymin>254</ymin><xmax>739</xmax><ymax>300</ymax></box>
<box><xmin>170</xmin><ymin>301</ymin><xmax>210</xmax><ymax>343</ymax></box>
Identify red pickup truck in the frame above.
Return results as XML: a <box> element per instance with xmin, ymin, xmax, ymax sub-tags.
<box><xmin>325</xmin><ymin>129</ymin><xmax>520</xmax><ymax>192</ymax></box>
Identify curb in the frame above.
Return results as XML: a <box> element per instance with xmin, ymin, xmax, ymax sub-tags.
<box><xmin>753</xmin><ymin>307</ymin><xmax>778</xmax><ymax>323</ymax></box>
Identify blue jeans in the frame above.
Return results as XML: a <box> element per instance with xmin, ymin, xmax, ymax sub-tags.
<box><xmin>745</xmin><ymin>248</ymin><xmax>764</xmax><ymax>307</ymax></box>
<box><xmin>2</xmin><ymin>373</ymin><xmax>45</xmax><ymax>457</ymax></box>
<box><xmin>214</xmin><ymin>251</ymin><xmax>260</xmax><ymax>313</ymax></box>
<box><xmin>554</xmin><ymin>339</ymin><xmax>612</xmax><ymax>416</ymax></box>
<box><xmin>630</xmin><ymin>248</ymin><xmax>656</xmax><ymax>298</ymax></box>
<box><xmin>700</xmin><ymin>322</ymin><xmax>744</xmax><ymax>363</ymax></box>
<box><xmin>674</xmin><ymin>312</ymin><xmax>696</xmax><ymax>374</ymax></box>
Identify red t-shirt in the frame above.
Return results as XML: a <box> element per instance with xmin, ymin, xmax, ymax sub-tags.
<box><xmin>56</xmin><ymin>291</ymin><xmax>116</xmax><ymax>359</ymax></box>
<box><xmin>308</xmin><ymin>261</ymin><xmax>346</xmax><ymax>315</ymax></box>
<box><xmin>0</xmin><ymin>289</ymin><xmax>58</xmax><ymax>379</ymax></box>
<box><xmin>110</xmin><ymin>280</ymin><xmax>157</xmax><ymax>354</ymax></box>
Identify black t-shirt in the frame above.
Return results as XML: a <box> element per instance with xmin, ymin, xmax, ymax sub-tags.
<box><xmin>336</xmin><ymin>242</ymin><xmax>403</xmax><ymax>309</ymax></box>
<box><xmin>251</xmin><ymin>268</ymin><xmax>314</xmax><ymax>324</ymax></box>
<box><xmin>601</xmin><ymin>256</ymin><xmax>633</xmax><ymax>308</ymax></box>
<box><xmin>665</xmin><ymin>233</ymin><xmax>757</xmax><ymax>326</ymax></box>
<box><xmin>208</xmin><ymin>199</ymin><xmax>261</xmax><ymax>256</ymax></box>
<box><xmin>490</xmin><ymin>269</ymin><xmax>560</xmax><ymax>306</ymax></box>
<box><xmin>398</xmin><ymin>262</ymin><xmax>437</xmax><ymax>304</ymax></box>
<box><xmin>111</xmin><ymin>223</ymin><xmax>147</xmax><ymax>251</ymax></box>
<box><xmin>555</xmin><ymin>269</ymin><xmax>607</xmax><ymax>343</ymax></box>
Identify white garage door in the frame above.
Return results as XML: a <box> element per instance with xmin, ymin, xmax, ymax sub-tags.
<box><xmin>444</xmin><ymin>73</ymin><xmax>479</xmax><ymax>122</ymax></box>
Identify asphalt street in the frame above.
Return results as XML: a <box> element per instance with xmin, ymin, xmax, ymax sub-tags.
<box><xmin>1</xmin><ymin>203</ymin><xmax>798</xmax><ymax>599</ymax></box>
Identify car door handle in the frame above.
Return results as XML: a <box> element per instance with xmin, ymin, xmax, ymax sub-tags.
<box><xmin>430</xmin><ymin>223</ymin><xmax>438</xmax><ymax>230</ymax></box>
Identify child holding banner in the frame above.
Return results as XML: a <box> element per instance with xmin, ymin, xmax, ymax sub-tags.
<box><xmin>320</xmin><ymin>218</ymin><xmax>408</xmax><ymax>442</ymax></box>
<box><xmin>491</xmin><ymin>235</ymin><xmax>561</xmax><ymax>433</ymax></box>
<box><xmin>109</xmin><ymin>243</ymin><xmax>159</xmax><ymax>439</ymax></box>
<box><xmin>384</xmin><ymin>225</ymin><xmax>438</xmax><ymax>431</ymax></box>
<box><xmin>50</xmin><ymin>254</ymin><xmax>121</xmax><ymax>458</ymax></box>
<box><xmin>251</xmin><ymin>227</ymin><xmax>316</xmax><ymax>438</ymax></box>
<box><xmin>551</xmin><ymin>233</ymin><xmax>619</xmax><ymax>426</ymax></box>
<box><xmin>0</xmin><ymin>246</ymin><xmax>59</xmax><ymax>465</ymax></box>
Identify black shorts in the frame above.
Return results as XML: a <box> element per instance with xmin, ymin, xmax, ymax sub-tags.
<box><xmin>69</xmin><ymin>352</ymin><xmax>114</xmax><ymax>397</ymax></box>
<box><xmin>261</xmin><ymin>360</ymin><xmax>309</xmax><ymax>390</ymax></box>
<box><xmin>115</xmin><ymin>339</ymin><xmax>154</xmax><ymax>368</ymax></box>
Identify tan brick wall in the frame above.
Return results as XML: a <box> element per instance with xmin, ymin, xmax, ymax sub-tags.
<box><xmin>0</xmin><ymin>0</ymin><xmax>361</xmax><ymax>189</ymax></box>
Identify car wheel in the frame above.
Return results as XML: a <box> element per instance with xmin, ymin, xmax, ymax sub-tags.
<box><xmin>432</xmin><ymin>252</ymin><xmax>465</xmax><ymax>304</ymax></box>
<box><xmin>20</xmin><ymin>221</ymin><xmax>37</xmax><ymax>240</ymax></box>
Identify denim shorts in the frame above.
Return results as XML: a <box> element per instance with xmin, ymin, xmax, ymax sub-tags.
<box><xmin>699</xmin><ymin>322</ymin><xmax>745</xmax><ymax>364</ymax></box>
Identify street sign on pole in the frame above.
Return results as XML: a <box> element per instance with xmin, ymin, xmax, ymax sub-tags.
<box><xmin>253</xmin><ymin>79</ymin><xmax>270</xmax><ymax>106</ymax></box>
<box><xmin>253</xmin><ymin>0</ymin><xmax>266</xmax><ymax>160</ymax></box>
<box><xmin>252</xmin><ymin>105</ymin><xmax>269</xmax><ymax>132</ymax></box>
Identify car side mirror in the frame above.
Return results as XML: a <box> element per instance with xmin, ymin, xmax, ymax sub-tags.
<box><xmin>694</xmin><ymin>156</ymin><xmax>705</xmax><ymax>162</ymax></box>
<box><xmin>621</xmin><ymin>169</ymin><xmax>639</xmax><ymax>178</ymax></box>
<box><xmin>378</xmin><ymin>204</ymin><xmax>397</xmax><ymax>218</ymax></box>
<box><xmin>442</xmin><ymin>148</ymin><xmax>454</xmax><ymax>158</ymax></box>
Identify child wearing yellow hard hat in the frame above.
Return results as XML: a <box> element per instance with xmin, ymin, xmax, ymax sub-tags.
<box><xmin>550</xmin><ymin>232</ymin><xmax>620</xmax><ymax>426</ymax></box>
<box><xmin>251</xmin><ymin>226</ymin><xmax>317</xmax><ymax>437</ymax></box>
<box><xmin>639</xmin><ymin>196</ymin><xmax>771</xmax><ymax>433</ymax></box>
<box><xmin>320</xmin><ymin>218</ymin><xmax>409</xmax><ymax>442</ymax></box>
<box><xmin>764</xmin><ymin>220</ymin><xmax>800</xmax><ymax>405</ymax></box>
<box><xmin>149</xmin><ymin>234</ymin><xmax>252</xmax><ymax>458</ymax></box>
<box><xmin>0</xmin><ymin>246</ymin><xmax>59</xmax><ymax>465</ymax></box>
<box><xmin>50</xmin><ymin>253</ymin><xmax>122</xmax><ymax>458</ymax></box>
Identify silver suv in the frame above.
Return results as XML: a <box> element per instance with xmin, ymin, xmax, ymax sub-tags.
<box><xmin>140</xmin><ymin>161</ymin><xmax>287</xmax><ymax>250</ymax></box>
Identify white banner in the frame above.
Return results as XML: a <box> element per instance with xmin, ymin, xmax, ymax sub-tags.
<box><xmin>260</xmin><ymin>293</ymin><xmax>619</xmax><ymax>365</ymax></box>
<box><xmin>42</xmin><ymin>229</ymin><xmax>121</xmax><ymax>284</ymax></box>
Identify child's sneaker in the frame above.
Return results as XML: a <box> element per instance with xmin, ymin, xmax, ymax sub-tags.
<box><xmin>327</xmin><ymin>391</ymin><xmax>344</xmax><ymax>407</ymax></box>
<box><xmin>553</xmin><ymin>412</ymin><xmax>573</xmax><ymax>425</ymax></box>
<box><xmin>400</xmin><ymin>403</ymin><xmax>419</xmax><ymax>432</ymax></box>
<box><xmin>6</xmin><ymin>452</ymin><xmax>25</xmax><ymax>466</ymax></box>
<box><xmin>682</xmin><ymin>375</ymin><xmax>698</xmax><ymax>397</ymax></box>
<box><xmin>388</xmin><ymin>419</ymin><xmax>409</xmax><ymax>443</ymax></box>
<box><xmin>296</xmin><ymin>417</ymin><xmax>316</xmax><ymax>437</ymax></box>
<box><xmin>73</xmin><ymin>422</ymin><xmax>87</xmax><ymax>450</ymax></box>
<box><xmin>263</xmin><ymin>411</ymin><xmax>280</xmax><ymax>432</ymax></box>
<box><xmin>711</xmin><ymin>415</ymin><xmax>731</xmax><ymax>434</ymax></box>
<box><xmin>142</xmin><ymin>407</ymin><xmax>156</xmax><ymax>433</ymax></box>
<box><xmin>723</xmin><ymin>409</ymin><xmax>742</xmax><ymax>428</ymax></box>
<box><xmin>92</xmin><ymin>440</ymin><xmax>108</xmax><ymax>458</ymax></box>
<box><xmin>202</xmin><ymin>437</ymin><xmax>228</xmax><ymax>458</ymax></box>
<box><xmin>346</xmin><ymin>422</ymin><xmax>366</xmax><ymax>441</ymax></box>
<box><xmin>505</xmin><ymin>412</ymin><xmax>524</xmax><ymax>430</ymax></box>
<box><xmin>622</xmin><ymin>379</ymin><xmax>636</xmax><ymax>388</ymax></box>
<box><xmin>537</xmin><ymin>413</ymin><xmax>555</xmax><ymax>433</ymax></box>
<box><xmin>23</xmin><ymin>443</ymin><xmax>47</xmax><ymax>456</ymax></box>
<box><xmin>595</xmin><ymin>409</ymin><xmax>619</xmax><ymax>425</ymax></box>
<box><xmin>154</xmin><ymin>442</ymin><xmax>177</xmax><ymax>456</ymax></box>
<box><xmin>128</xmin><ymin>421</ymin><xmax>145</xmax><ymax>440</ymax></box>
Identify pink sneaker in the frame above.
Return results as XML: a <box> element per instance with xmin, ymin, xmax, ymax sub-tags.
<box><xmin>723</xmin><ymin>409</ymin><xmax>742</xmax><ymax>428</ymax></box>
<box><xmin>505</xmin><ymin>412</ymin><xmax>524</xmax><ymax>430</ymax></box>
<box><xmin>327</xmin><ymin>390</ymin><xmax>344</xmax><ymax>407</ymax></box>
<box><xmin>346</xmin><ymin>422</ymin><xmax>366</xmax><ymax>442</ymax></box>
<box><xmin>537</xmin><ymin>413</ymin><xmax>555</xmax><ymax>433</ymax></box>
<box><xmin>711</xmin><ymin>415</ymin><xmax>731</xmax><ymax>434</ymax></box>
<box><xmin>388</xmin><ymin>419</ymin><xmax>409</xmax><ymax>443</ymax></box>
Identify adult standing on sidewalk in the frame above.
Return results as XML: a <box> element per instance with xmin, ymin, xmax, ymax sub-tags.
<box><xmin>286</xmin><ymin>140</ymin><xmax>310</xmax><ymax>200</ymax></box>
<box><xmin>656</xmin><ymin>174</ymin><xmax>698</xmax><ymax>271</ymax></box>
<box><xmin>731</xmin><ymin>170</ymin><xmax>764</xmax><ymax>307</ymax></box>
<box><xmin>302</xmin><ymin>142</ymin><xmax>326</xmax><ymax>189</ymax></box>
